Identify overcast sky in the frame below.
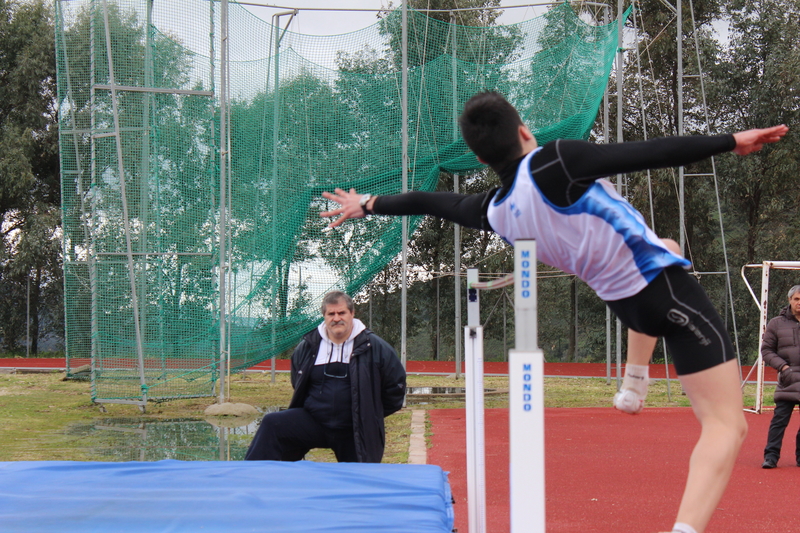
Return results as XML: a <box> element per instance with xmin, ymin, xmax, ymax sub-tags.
<box><xmin>239</xmin><ymin>1</ymin><xmax>553</xmax><ymax>35</ymax></box>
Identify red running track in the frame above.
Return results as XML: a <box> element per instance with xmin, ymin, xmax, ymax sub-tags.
<box><xmin>0</xmin><ymin>358</ymin><xmax>778</xmax><ymax>382</ymax></box>
<box><xmin>428</xmin><ymin>407</ymin><xmax>798</xmax><ymax>533</ymax></box>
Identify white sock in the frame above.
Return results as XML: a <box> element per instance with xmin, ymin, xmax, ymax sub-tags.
<box><xmin>622</xmin><ymin>363</ymin><xmax>649</xmax><ymax>397</ymax></box>
<box><xmin>672</xmin><ymin>522</ymin><xmax>698</xmax><ymax>533</ymax></box>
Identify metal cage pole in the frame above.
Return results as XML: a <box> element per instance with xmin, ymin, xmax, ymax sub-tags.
<box><xmin>614</xmin><ymin>0</ymin><xmax>624</xmax><ymax>390</ymax></box>
<box><xmin>452</xmin><ymin>12</ymin><xmax>462</xmax><ymax>378</ymax></box>
<box><xmin>269</xmin><ymin>9</ymin><xmax>297</xmax><ymax>384</ymax></box>
<box><xmin>101</xmin><ymin>0</ymin><xmax>148</xmax><ymax>406</ymax></box>
<box><xmin>602</xmin><ymin>5</ymin><xmax>613</xmax><ymax>385</ymax></box>
<box><xmin>400</xmin><ymin>0</ymin><xmax>409</xmax><ymax>368</ymax></box>
<box><xmin>677</xmin><ymin>0</ymin><xmax>685</xmax><ymax>254</ymax></box>
<box><xmin>56</xmin><ymin>0</ymin><xmax>91</xmax><ymax>374</ymax></box>
<box><xmin>88</xmin><ymin>0</ymin><xmax>100</xmax><ymax>400</ymax></box>
<box><xmin>218</xmin><ymin>0</ymin><xmax>230</xmax><ymax>403</ymax></box>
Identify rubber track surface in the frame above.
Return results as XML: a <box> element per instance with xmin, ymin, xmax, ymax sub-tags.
<box><xmin>428</xmin><ymin>407</ymin><xmax>798</xmax><ymax>533</ymax></box>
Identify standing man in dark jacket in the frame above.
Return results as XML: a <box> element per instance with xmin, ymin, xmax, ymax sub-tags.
<box><xmin>761</xmin><ymin>284</ymin><xmax>800</xmax><ymax>469</ymax></box>
<box><xmin>245</xmin><ymin>291</ymin><xmax>406</xmax><ymax>463</ymax></box>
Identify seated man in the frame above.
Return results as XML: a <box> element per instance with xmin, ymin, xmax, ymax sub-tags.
<box><xmin>245</xmin><ymin>291</ymin><xmax>406</xmax><ymax>463</ymax></box>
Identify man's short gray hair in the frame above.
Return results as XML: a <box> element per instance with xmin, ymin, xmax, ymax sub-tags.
<box><xmin>320</xmin><ymin>291</ymin><xmax>354</xmax><ymax>315</ymax></box>
<box><xmin>788</xmin><ymin>285</ymin><xmax>800</xmax><ymax>299</ymax></box>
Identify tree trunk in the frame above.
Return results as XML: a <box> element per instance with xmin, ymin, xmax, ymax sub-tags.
<box><xmin>567</xmin><ymin>276</ymin><xmax>576</xmax><ymax>362</ymax></box>
<box><xmin>745</xmin><ymin>188</ymin><xmax>762</xmax><ymax>262</ymax></box>
<box><xmin>30</xmin><ymin>267</ymin><xmax>42</xmax><ymax>355</ymax></box>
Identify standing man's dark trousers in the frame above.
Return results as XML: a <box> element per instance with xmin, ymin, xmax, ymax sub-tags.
<box><xmin>763</xmin><ymin>401</ymin><xmax>800</xmax><ymax>466</ymax></box>
<box><xmin>244</xmin><ymin>408</ymin><xmax>358</xmax><ymax>462</ymax></box>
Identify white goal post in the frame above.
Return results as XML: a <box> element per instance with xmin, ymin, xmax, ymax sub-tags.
<box><xmin>740</xmin><ymin>260</ymin><xmax>800</xmax><ymax>414</ymax></box>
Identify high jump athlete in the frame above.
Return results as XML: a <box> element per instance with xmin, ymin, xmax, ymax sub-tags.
<box><xmin>320</xmin><ymin>91</ymin><xmax>788</xmax><ymax>533</ymax></box>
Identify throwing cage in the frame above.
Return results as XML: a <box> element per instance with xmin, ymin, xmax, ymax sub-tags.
<box><xmin>55</xmin><ymin>0</ymin><xmax>628</xmax><ymax>406</ymax></box>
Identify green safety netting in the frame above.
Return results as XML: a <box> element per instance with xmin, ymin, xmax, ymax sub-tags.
<box><xmin>55</xmin><ymin>0</ymin><xmax>629</xmax><ymax>404</ymax></box>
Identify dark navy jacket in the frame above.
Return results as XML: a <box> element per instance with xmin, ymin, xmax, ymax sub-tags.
<box><xmin>289</xmin><ymin>327</ymin><xmax>406</xmax><ymax>462</ymax></box>
<box><xmin>762</xmin><ymin>305</ymin><xmax>800</xmax><ymax>403</ymax></box>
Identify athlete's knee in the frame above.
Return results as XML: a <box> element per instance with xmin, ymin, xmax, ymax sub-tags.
<box><xmin>716</xmin><ymin>412</ymin><xmax>748</xmax><ymax>449</ymax></box>
<box><xmin>725</xmin><ymin>415</ymin><xmax>748</xmax><ymax>458</ymax></box>
<box><xmin>733</xmin><ymin>412</ymin><xmax>748</xmax><ymax>444</ymax></box>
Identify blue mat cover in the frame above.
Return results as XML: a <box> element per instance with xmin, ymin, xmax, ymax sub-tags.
<box><xmin>0</xmin><ymin>460</ymin><xmax>454</xmax><ymax>532</ymax></box>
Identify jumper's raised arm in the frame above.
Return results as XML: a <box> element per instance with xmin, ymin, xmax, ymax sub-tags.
<box><xmin>318</xmin><ymin>124</ymin><xmax>789</xmax><ymax>229</ymax></box>
<box><xmin>320</xmin><ymin>188</ymin><xmax>371</xmax><ymax>229</ymax></box>
<box><xmin>732</xmin><ymin>124</ymin><xmax>789</xmax><ymax>155</ymax></box>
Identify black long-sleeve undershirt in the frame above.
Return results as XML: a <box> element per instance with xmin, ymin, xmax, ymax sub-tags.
<box><xmin>372</xmin><ymin>134</ymin><xmax>735</xmax><ymax>231</ymax></box>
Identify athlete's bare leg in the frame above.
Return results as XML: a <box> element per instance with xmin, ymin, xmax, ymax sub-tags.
<box><xmin>614</xmin><ymin>238</ymin><xmax>681</xmax><ymax>413</ymax></box>
<box><xmin>614</xmin><ymin>332</ymin><xmax>657</xmax><ymax>413</ymax></box>
<box><xmin>674</xmin><ymin>359</ymin><xmax>747</xmax><ymax>532</ymax></box>
<box><xmin>624</xmin><ymin>238</ymin><xmax>682</xmax><ymax>367</ymax></box>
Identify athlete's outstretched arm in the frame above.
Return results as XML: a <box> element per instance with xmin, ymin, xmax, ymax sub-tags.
<box><xmin>321</xmin><ymin>188</ymin><xmax>492</xmax><ymax>230</ymax></box>
<box><xmin>551</xmin><ymin>125</ymin><xmax>789</xmax><ymax>187</ymax></box>
<box><xmin>320</xmin><ymin>188</ymin><xmax>370</xmax><ymax>228</ymax></box>
<box><xmin>732</xmin><ymin>124</ymin><xmax>789</xmax><ymax>155</ymax></box>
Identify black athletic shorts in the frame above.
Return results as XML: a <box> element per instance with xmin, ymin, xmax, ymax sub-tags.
<box><xmin>605</xmin><ymin>266</ymin><xmax>736</xmax><ymax>376</ymax></box>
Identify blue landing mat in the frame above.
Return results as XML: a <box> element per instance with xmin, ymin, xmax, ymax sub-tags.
<box><xmin>0</xmin><ymin>460</ymin><xmax>454</xmax><ymax>532</ymax></box>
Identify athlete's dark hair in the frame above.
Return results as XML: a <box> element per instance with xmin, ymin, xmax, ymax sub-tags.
<box><xmin>458</xmin><ymin>91</ymin><xmax>524</xmax><ymax>168</ymax></box>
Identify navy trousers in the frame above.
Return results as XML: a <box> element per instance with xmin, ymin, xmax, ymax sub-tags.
<box><xmin>763</xmin><ymin>400</ymin><xmax>800</xmax><ymax>464</ymax></box>
<box><xmin>244</xmin><ymin>408</ymin><xmax>358</xmax><ymax>462</ymax></box>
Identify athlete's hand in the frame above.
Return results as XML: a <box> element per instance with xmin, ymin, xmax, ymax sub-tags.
<box><xmin>320</xmin><ymin>188</ymin><xmax>364</xmax><ymax>228</ymax></box>
<box><xmin>732</xmin><ymin>124</ymin><xmax>789</xmax><ymax>155</ymax></box>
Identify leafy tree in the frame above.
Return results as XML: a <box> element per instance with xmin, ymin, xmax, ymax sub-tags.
<box><xmin>0</xmin><ymin>0</ymin><xmax>61</xmax><ymax>353</ymax></box>
<box><xmin>713</xmin><ymin>0</ymin><xmax>800</xmax><ymax>262</ymax></box>
<box><xmin>379</xmin><ymin>0</ymin><xmax>516</xmax><ymax>68</ymax></box>
<box><xmin>708</xmin><ymin>0</ymin><xmax>800</xmax><ymax>358</ymax></box>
